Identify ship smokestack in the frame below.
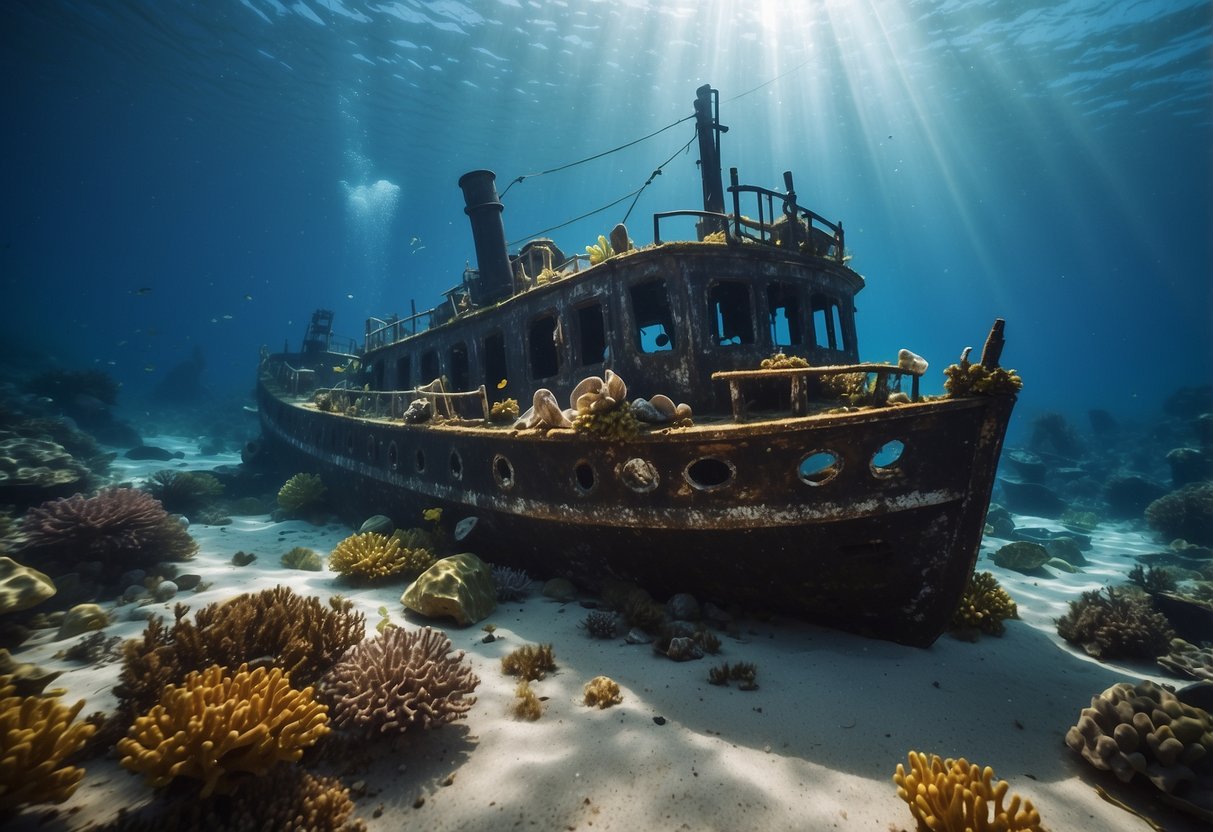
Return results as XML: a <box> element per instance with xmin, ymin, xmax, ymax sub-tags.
<box><xmin>458</xmin><ymin>170</ymin><xmax>513</xmax><ymax>304</ymax></box>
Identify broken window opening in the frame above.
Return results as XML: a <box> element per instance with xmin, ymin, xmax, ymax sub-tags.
<box><xmin>811</xmin><ymin>293</ymin><xmax>847</xmax><ymax>352</ymax></box>
<box><xmin>528</xmin><ymin>313</ymin><xmax>560</xmax><ymax>379</ymax></box>
<box><xmin>576</xmin><ymin>302</ymin><xmax>608</xmax><ymax>366</ymax></box>
<box><xmin>708</xmin><ymin>281</ymin><xmax>754</xmax><ymax>347</ymax></box>
<box><xmin>420</xmin><ymin>350</ymin><xmax>440</xmax><ymax>384</ymax></box>
<box><xmin>629</xmin><ymin>279</ymin><xmax>676</xmax><ymax>354</ymax></box>
<box><xmin>482</xmin><ymin>331</ymin><xmax>508</xmax><ymax>402</ymax></box>
<box><xmin>448</xmin><ymin>342</ymin><xmax>469</xmax><ymax>392</ymax></box>
<box><xmin>767</xmin><ymin>282</ymin><xmax>804</xmax><ymax>348</ymax></box>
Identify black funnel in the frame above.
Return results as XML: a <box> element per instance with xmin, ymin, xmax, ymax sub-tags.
<box><xmin>458</xmin><ymin>170</ymin><xmax>513</xmax><ymax>304</ymax></box>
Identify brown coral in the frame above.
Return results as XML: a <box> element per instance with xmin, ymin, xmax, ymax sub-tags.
<box><xmin>328</xmin><ymin>531</ymin><xmax>418</xmax><ymax>583</ymax></box>
<box><xmin>501</xmin><ymin>643</ymin><xmax>557</xmax><ymax>681</ymax></box>
<box><xmin>1055</xmin><ymin>587</ymin><xmax>1175</xmax><ymax>660</ymax></box>
<box><xmin>18</xmin><ymin>487</ymin><xmax>197</xmax><ymax>578</ymax></box>
<box><xmin>893</xmin><ymin>750</ymin><xmax>1044</xmax><ymax>831</ymax></box>
<box><xmin>1146</xmin><ymin>483</ymin><xmax>1213</xmax><ymax>547</ymax></box>
<box><xmin>0</xmin><ymin>676</ymin><xmax>97</xmax><ymax>816</ymax></box>
<box><xmin>950</xmin><ymin>571</ymin><xmax>1019</xmax><ymax>637</ymax></box>
<box><xmin>118</xmin><ymin>663</ymin><xmax>329</xmax><ymax>797</ymax></box>
<box><xmin>583</xmin><ymin>676</ymin><xmax>623</xmax><ymax>709</ymax></box>
<box><xmin>321</xmin><ymin>626</ymin><xmax>479</xmax><ymax>736</ymax></box>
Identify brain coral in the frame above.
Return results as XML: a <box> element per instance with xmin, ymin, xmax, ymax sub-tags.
<box><xmin>893</xmin><ymin>750</ymin><xmax>1044</xmax><ymax>832</ymax></box>
<box><xmin>0</xmin><ymin>676</ymin><xmax>98</xmax><ymax>815</ymax></box>
<box><xmin>1065</xmin><ymin>680</ymin><xmax>1213</xmax><ymax>820</ymax></box>
<box><xmin>328</xmin><ymin>531</ymin><xmax>421</xmax><ymax>583</ymax></box>
<box><xmin>321</xmin><ymin>626</ymin><xmax>479</xmax><ymax>736</ymax></box>
<box><xmin>18</xmin><ymin>487</ymin><xmax>197</xmax><ymax>578</ymax></box>
<box><xmin>1055</xmin><ymin>587</ymin><xmax>1175</xmax><ymax>660</ymax></box>
<box><xmin>118</xmin><ymin>663</ymin><xmax>329</xmax><ymax>797</ymax></box>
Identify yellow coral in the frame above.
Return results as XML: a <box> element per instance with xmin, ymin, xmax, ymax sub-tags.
<box><xmin>277</xmin><ymin>473</ymin><xmax>326</xmax><ymax>514</ymax></box>
<box><xmin>118</xmin><ymin>663</ymin><xmax>329</xmax><ymax>797</ymax></box>
<box><xmin>944</xmin><ymin>360</ymin><xmax>1023</xmax><ymax>397</ymax></box>
<box><xmin>490</xmin><ymin>397</ymin><xmax>520</xmax><ymax>422</ymax></box>
<box><xmin>759</xmin><ymin>352</ymin><xmax>810</xmax><ymax>369</ymax></box>
<box><xmin>583</xmin><ymin>676</ymin><xmax>623</xmax><ymax>709</ymax></box>
<box><xmin>0</xmin><ymin>676</ymin><xmax>97</xmax><ymax>813</ymax></box>
<box><xmin>950</xmin><ymin>571</ymin><xmax>1019</xmax><ymax>637</ymax></box>
<box><xmin>585</xmin><ymin>234</ymin><xmax>614</xmax><ymax>265</ymax></box>
<box><xmin>894</xmin><ymin>751</ymin><xmax>1044</xmax><ymax>832</ymax></box>
<box><xmin>328</xmin><ymin>531</ymin><xmax>418</xmax><ymax>582</ymax></box>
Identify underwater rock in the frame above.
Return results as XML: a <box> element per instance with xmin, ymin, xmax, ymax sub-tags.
<box><xmin>122</xmin><ymin>584</ymin><xmax>148</xmax><ymax>603</ymax></box>
<box><xmin>1045</xmin><ymin>537</ymin><xmax>1088</xmax><ymax>566</ymax></box>
<box><xmin>624</xmin><ymin>628</ymin><xmax>652</xmax><ymax>644</ymax></box>
<box><xmin>151</xmin><ymin>580</ymin><xmax>178</xmax><ymax>602</ymax></box>
<box><xmin>1104</xmin><ymin>474</ymin><xmax>1168</xmax><ymax>520</ymax></box>
<box><xmin>55</xmin><ymin>603</ymin><xmax>108</xmax><ymax>640</ymax></box>
<box><xmin>0</xmin><ymin>556</ymin><xmax>56</xmax><ymax>615</ymax></box>
<box><xmin>1158</xmin><ymin>639</ymin><xmax>1213</xmax><ymax>682</ymax></box>
<box><xmin>998</xmin><ymin>479</ymin><xmax>1065</xmax><ymax>518</ymax></box>
<box><xmin>174</xmin><ymin>573</ymin><xmax>202</xmax><ymax>591</ymax></box>
<box><xmin>992</xmin><ymin>542</ymin><xmax>1050</xmax><ymax>573</ymax></box>
<box><xmin>1003</xmin><ymin>450</ymin><xmax>1047</xmax><ymax>485</ymax></box>
<box><xmin>401</xmin><ymin>553</ymin><xmax>496</xmax><ymax>626</ymax></box>
<box><xmin>1152</xmin><ymin>592</ymin><xmax>1213</xmax><ymax>646</ymax></box>
<box><xmin>0</xmin><ymin>649</ymin><xmax>61</xmax><ymax>696</ymax></box>
<box><xmin>1087</xmin><ymin>408</ymin><xmax>1119</xmax><ymax>437</ymax></box>
<box><xmin>403</xmin><ymin>398</ymin><xmax>431</xmax><ymax>423</ymax></box>
<box><xmin>663</xmin><ymin>636</ymin><xmax>704</xmax><ymax>662</ymax></box>
<box><xmin>541</xmin><ymin>577</ymin><xmax>577</xmax><ymax>602</ymax></box>
<box><xmin>124</xmin><ymin>445</ymin><xmax>184</xmax><ymax>461</ymax></box>
<box><xmin>666</xmin><ymin>593</ymin><xmax>700</xmax><ymax>622</ymax></box>
<box><xmin>985</xmin><ymin>504</ymin><xmax>1015</xmax><ymax>539</ymax></box>
<box><xmin>1167</xmin><ymin>447</ymin><xmax>1213</xmax><ymax>488</ymax></box>
<box><xmin>359</xmin><ymin>514</ymin><xmax>395</xmax><ymax>536</ymax></box>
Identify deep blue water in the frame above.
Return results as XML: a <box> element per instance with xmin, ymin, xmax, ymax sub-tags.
<box><xmin>3</xmin><ymin>0</ymin><xmax>1210</xmax><ymax>442</ymax></box>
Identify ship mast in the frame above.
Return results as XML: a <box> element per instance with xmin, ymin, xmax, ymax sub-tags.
<box><xmin>693</xmin><ymin>84</ymin><xmax>729</xmax><ymax>237</ymax></box>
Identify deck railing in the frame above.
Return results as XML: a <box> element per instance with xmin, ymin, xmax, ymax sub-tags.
<box><xmin>312</xmin><ymin>379</ymin><xmax>490</xmax><ymax>422</ymax></box>
<box><xmin>712</xmin><ymin>363</ymin><xmax>922</xmax><ymax>421</ymax></box>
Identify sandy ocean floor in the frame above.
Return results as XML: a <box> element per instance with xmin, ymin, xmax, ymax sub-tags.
<box><xmin>6</xmin><ymin>433</ymin><xmax>1209</xmax><ymax>832</ymax></box>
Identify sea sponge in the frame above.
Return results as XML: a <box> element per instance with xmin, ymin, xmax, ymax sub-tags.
<box><xmin>115</xmin><ymin>587</ymin><xmax>365</xmax><ymax>717</ymax></box>
<box><xmin>277</xmin><ymin>473</ymin><xmax>327</xmax><ymax>516</ymax></box>
<box><xmin>583</xmin><ymin>676</ymin><xmax>622</xmax><ymax>709</ymax></box>
<box><xmin>321</xmin><ymin>626</ymin><xmax>479</xmax><ymax>736</ymax></box>
<box><xmin>18</xmin><ymin>487</ymin><xmax>197</xmax><ymax>578</ymax></box>
<box><xmin>0</xmin><ymin>677</ymin><xmax>97</xmax><ymax>815</ymax></box>
<box><xmin>1055</xmin><ymin>587</ymin><xmax>1175</xmax><ymax>660</ymax></box>
<box><xmin>1146</xmin><ymin>483</ymin><xmax>1213</xmax><ymax>547</ymax></box>
<box><xmin>118</xmin><ymin>663</ymin><xmax>329</xmax><ymax>797</ymax></box>
<box><xmin>893</xmin><ymin>751</ymin><xmax>1044</xmax><ymax>831</ymax></box>
<box><xmin>328</xmin><ymin>532</ymin><xmax>414</xmax><ymax>583</ymax></box>
<box><xmin>501</xmin><ymin>643</ymin><xmax>557</xmax><ymax>681</ymax></box>
<box><xmin>281</xmin><ymin>546</ymin><xmax>323</xmax><ymax>571</ymax></box>
<box><xmin>142</xmin><ymin>470</ymin><xmax>223</xmax><ymax>513</ymax></box>
<box><xmin>1065</xmin><ymin>680</ymin><xmax>1213</xmax><ymax>813</ymax></box>
<box><xmin>950</xmin><ymin>571</ymin><xmax>1019</xmax><ymax>637</ymax></box>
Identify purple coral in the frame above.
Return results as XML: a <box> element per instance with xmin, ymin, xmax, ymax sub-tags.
<box><xmin>19</xmin><ymin>487</ymin><xmax>197</xmax><ymax>578</ymax></box>
<box><xmin>492</xmin><ymin>564</ymin><xmax>532</xmax><ymax>601</ymax></box>
<box><xmin>321</xmin><ymin>626</ymin><xmax>480</xmax><ymax>736</ymax></box>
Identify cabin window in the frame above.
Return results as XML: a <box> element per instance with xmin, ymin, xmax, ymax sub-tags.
<box><xmin>396</xmin><ymin>355</ymin><xmax>411</xmax><ymax>391</ymax></box>
<box><xmin>528</xmin><ymin>313</ymin><xmax>560</xmax><ymax>380</ymax></box>
<box><xmin>371</xmin><ymin>360</ymin><xmax>385</xmax><ymax>389</ymax></box>
<box><xmin>811</xmin><ymin>293</ymin><xmax>848</xmax><ymax>352</ymax></box>
<box><xmin>420</xmin><ymin>350</ymin><xmax>440</xmax><ymax>384</ymax></box>
<box><xmin>628</xmin><ymin>279</ymin><xmax>675</xmax><ymax>353</ymax></box>
<box><xmin>482</xmin><ymin>331</ymin><xmax>508</xmax><ymax>400</ymax></box>
<box><xmin>767</xmin><ymin>282</ymin><xmax>804</xmax><ymax>348</ymax></box>
<box><xmin>449</xmin><ymin>342</ymin><xmax>469</xmax><ymax>392</ymax></box>
<box><xmin>576</xmin><ymin>302</ymin><xmax>607</xmax><ymax>366</ymax></box>
<box><xmin>707</xmin><ymin>281</ymin><xmax>753</xmax><ymax>346</ymax></box>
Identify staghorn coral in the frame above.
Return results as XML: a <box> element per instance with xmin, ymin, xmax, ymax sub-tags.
<box><xmin>0</xmin><ymin>676</ymin><xmax>97</xmax><ymax>816</ymax></box>
<box><xmin>118</xmin><ymin>663</ymin><xmax>329</xmax><ymax>797</ymax></box>
<box><xmin>115</xmin><ymin>587</ymin><xmax>365</xmax><ymax>718</ymax></box>
<box><xmin>501</xmin><ymin>643</ymin><xmax>557</xmax><ymax>681</ymax></box>
<box><xmin>277</xmin><ymin>473</ymin><xmax>327</xmax><ymax>516</ymax></box>
<box><xmin>18</xmin><ymin>487</ymin><xmax>197</xmax><ymax>579</ymax></box>
<box><xmin>950</xmin><ymin>571</ymin><xmax>1019</xmax><ymax>638</ymax></box>
<box><xmin>282</xmin><ymin>546</ymin><xmax>323</xmax><ymax>571</ymax></box>
<box><xmin>1146</xmin><ymin>483</ymin><xmax>1213</xmax><ymax>547</ymax></box>
<box><xmin>583</xmin><ymin>675</ymin><xmax>623</xmax><ymax>709</ymax></box>
<box><xmin>321</xmin><ymin>626</ymin><xmax>479</xmax><ymax>736</ymax></box>
<box><xmin>328</xmin><ymin>532</ymin><xmax>414</xmax><ymax>583</ymax></box>
<box><xmin>142</xmin><ymin>470</ymin><xmax>223</xmax><ymax>513</ymax></box>
<box><xmin>893</xmin><ymin>751</ymin><xmax>1044</xmax><ymax>832</ymax></box>
<box><xmin>1065</xmin><ymin>680</ymin><xmax>1213</xmax><ymax>819</ymax></box>
<box><xmin>1055</xmin><ymin>587</ymin><xmax>1175</xmax><ymax>660</ymax></box>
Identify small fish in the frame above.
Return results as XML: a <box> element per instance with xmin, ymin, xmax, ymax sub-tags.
<box><xmin>497</xmin><ymin>378</ymin><xmax>508</xmax><ymax>389</ymax></box>
<box><xmin>143</xmin><ymin>364</ymin><xmax>156</xmax><ymax>373</ymax></box>
<box><xmin>346</xmin><ymin>293</ymin><xmax>355</xmax><ymax>300</ymax></box>
<box><xmin>134</xmin><ymin>287</ymin><xmax>153</xmax><ymax>295</ymax></box>
<box><xmin>243</xmin><ymin>293</ymin><xmax>253</xmax><ymax>301</ymax></box>
<box><xmin>222</xmin><ymin>314</ymin><xmax>233</xmax><ymax>320</ymax></box>
<box><xmin>410</xmin><ymin>236</ymin><xmax>423</xmax><ymax>247</ymax></box>
<box><xmin>210</xmin><ymin>317</ymin><xmax>218</xmax><ymax>323</ymax></box>
<box><xmin>423</xmin><ymin>507</ymin><xmax>442</xmax><ymax>523</ymax></box>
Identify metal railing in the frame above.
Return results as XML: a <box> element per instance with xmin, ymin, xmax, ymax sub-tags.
<box><xmin>712</xmin><ymin>363</ymin><xmax>922</xmax><ymax>421</ymax></box>
<box><xmin>312</xmin><ymin>379</ymin><xmax>490</xmax><ymax>422</ymax></box>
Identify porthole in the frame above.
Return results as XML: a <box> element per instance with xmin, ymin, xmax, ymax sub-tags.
<box><xmin>415</xmin><ymin>449</ymin><xmax>426</xmax><ymax>473</ymax></box>
<box><xmin>684</xmin><ymin>457</ymin><xmax>734</xmax><ymax>491</ymax></box>
<box><xmin>871</xmin><ymin>439</ymin><xmax>905</xmax><ymax>478</ymax></box>
<box><xmin>574</xmin><ymin>461</ymin><xmax>597</xmax><ymax>494</ymax></box>
<box><xmin>493</xmin><ymin>455</ymin><xmax>515</xmax><ymax>489</ymax></box>
<box><xmin>449</xmin><ymin>449</ymin><xmax>463</xmax><ymax>480</ymax></box>
<box><xmin>387</xmin><ymin>441</ymin><xmax>399</xmax><ymax>471</ymax></box>
<box><xmin>618</xmin><ymin>457</ymin><xmax>659</xmax><ymax>494</ymax></box>
<box><xmin>798</xmin><ymin>450</ymin><xmax>840</xmax><ymax>486</ymax></box>
<box><xmin>366</xmin><ymin>434</ymin><xmax>377</xmax><ymax>462</ymax></box>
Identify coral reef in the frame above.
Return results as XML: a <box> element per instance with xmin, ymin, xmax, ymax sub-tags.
<box><xmin>0</xmin><ymin>431</ymin><xmax>92</xmax><ymax>507</ymax></box>
<box><xmin>583</xmin><ymin>676</ymin><xmax>622</xmax><ymax>709</ymax></box>
<box><xmin>1127</xmin><ymin>563</ymin><xmax>1178</xmax><ymax>594</ymax></box>
<box><xmin>0</xmin><ymin>555</ymin><xmax>55</xmax><ymax>614</ymax></box>
<box><xmin>949</xmin><ymin>571</ymin><xmax>1018</xmax><ymax>638</ymax></box>
<box><xmin>489</xmin><ymin>397</ymin><xmax>519</xmax><ymax>423</ymax></box>
<box><xmin>580</xmin><ymin>610</ymin><xmax>618</xmax><ymax>639</ymax></box>
<box><xmin>943</xmin><ymin>350</ymin><xmax>1023</xmax><ymax>398</ymax></box>
<box><xmin>1158</xmin><ymin>639</ymin><xmax>1213</xmax><ymax>682</ymax></box>
<box><xmin>277</xmin><ymin>473</ymin><xmax>327</xmax><ymax>516</ymax></box>
<box><xmin>118</xmin><ymin>663</ymin><xmax>330</xmax><ymax>797</ymax></box>
<box><xmin>1055</xmin><ymin>587</ymin><xmax>1175</xmax><ymax>660</ymax></box>
<box><xmin>1065</xmin><ymin>680</ymin><xmax>1213</xmax><ymax>820</ymax></box>
<box><xmin>401</xmin><ymin>553</ymin><xmax>496</xmax><ymax>626</ymax></box>
<box><xmin>142</xmin><ymin>470</ymin><xmax>223</xmax><ymax>513</ymax></box>
<box><xmin>18</xmin><ymin>487</ymin><xmax>197</xmax><ymax>579</ymax></box>
<box><xmin>1146</xmin><ymin>483</ymin><xmax>1213</xmax><ymax>547</ymax></box>
<box><xmin>0</xmin><ymin>676</ymin><xmax>97</xmax><ymax>816</ymax></box>
<box><xmin>115</xmin><ymin>587</ymin><xmax>365</xmax><ymax>717</ymax></box>
<box><xmin>328</xmin><ymin>532</ymin><xmax>415</xmax><ymax>583</ymax></box>
<box><xmin>759</xmin><ymin>352</ymin><xmax>809</xmax><ymax>369</ymax></box>
<box><xmin>281</xmin><ymin>546</ymin><xmax>323</xmax><ymax>571</ymax></box>
<box><xmin>501</xmin><ymin>643</ymin><xmax>556</xmax><ymax>681</ymax></box>
<box><xmin>707</xmin><ymin>661</ymin><xmax>759</xmax><ymax>690</ymax></box>
<box><xmin>893</xmin><ymin>751</ymin><xmax>1044</xmax><ymax>831</ymax></box>
<box><xmin>321</xmin><ymin>626</ymin><xmax>479</xmax><ymax>736</ymax></box>
<box><xmin>492</xmin><ymin>564</ymin><xmax>532</xmax><ymax>601</ymax></box>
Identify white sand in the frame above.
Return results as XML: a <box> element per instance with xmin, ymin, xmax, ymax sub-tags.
<box><xmin>6</xmin><ymin>435</ymin><xmax>1207</xmax><ymax>831</ymax></box>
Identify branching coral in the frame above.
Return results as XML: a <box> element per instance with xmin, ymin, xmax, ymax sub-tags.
<box><xmin>328</xmin><ymin>532</ymin><xmax>416</xmax><ymax>583</ymax></box>
<box><xmin>943</xmin><ymin>351</ymin><xmax>1023</xmax><ymax>398</ymax></box>
<box><xmin>321</xmin><ymin>626</ymin><xmax>479</xmax><ymax>736</ymax></box>
<box><xmin>580</xmin><ymin>610</ymin><xmax>617</xmax><ymax>639</ymax></box>
<box><xmin>143</xmin><ymin>470</ymin><xmax>223</xmax><ymax>513</ymax></box>
<box><xmin>893</xmin><ymin>751</ymin><xmax>1044</xmax><ymax>832</ymax></box>
<box><xmin>583</xmin><ymin>676</ymin><xmax>623</xmax><ymax>709</ymax></box>
<box><xmin>501</xmin><ymin>643</ymin><xmax>556</xmax><ymax>681</ymax></box>
<box><xmin>1055</xmin><ymin>587</ymin><xmax>1175</xmax><ymax>660</ymax></box>
<box><xmin>118</xmin><ymin>663</ymin><xmax>329</xmax><ymax>797</ymax></box>
<box><xmin>18</xmin><ymin>487</ymin><xmax>197</xmax><ymax>578</ymax></box>
<box><xmin>950</xmin><ymin>571</ymin><xmax>1019</xmax><ymax>637</ymax></box>
<box><xmin>492</xmin><ymin>564</ymin><xmax>532</xmax><ymax>601</ymax></box>
<box><xmin>0</xmin><ymin>677</ymin><xmax>97</xmax><ymax>816</ymax></box>
<box><xmin>277</xmin><ymin>473</ymin><xmax>327</xmax><ymax>516</ymax></box>
<box><xmin>1146</xmin><ymin>483</ymin><xmax>1213</xmax><ymax>547</ymax></box>
<box><xmin>115</xmin><ymin>587</ymin><xmax>365</xmax><ymax>717</ymax></box>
